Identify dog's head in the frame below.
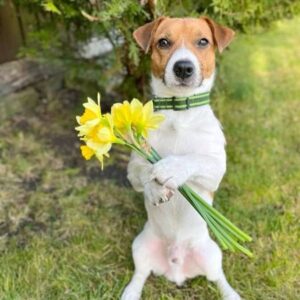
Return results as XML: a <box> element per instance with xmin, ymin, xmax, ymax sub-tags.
<box><xmin>133</xmin><ymin>17</ymin><xmax>235</xmax><ymax>91</ymax></box>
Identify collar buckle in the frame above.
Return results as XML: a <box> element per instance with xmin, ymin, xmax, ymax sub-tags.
<box><xmin>186</xmin><ymin>97</ymin><xmax>190</xmax><ymax>109</ymax></box>
<box><xmin>171</xmin><ymin>96</ymin><xmax>176</xmax><ymax>110</ymax></box>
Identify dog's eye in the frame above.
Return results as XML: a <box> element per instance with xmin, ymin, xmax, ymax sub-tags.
<box><xmin>158</xmin><ymin>38</ymin><xmax>171</xmax><ymax>49</ymax></box>
<box><xmin>197</xmin><ymin>38</ymin><xmax>209</xmax><ymax>48</ymax></box>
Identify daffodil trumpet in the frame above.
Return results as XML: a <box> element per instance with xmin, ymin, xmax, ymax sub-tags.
<box><xmin>76</xmin><ymin>94</ymin><xmax>253</xmax><ymax>257</ymax></box>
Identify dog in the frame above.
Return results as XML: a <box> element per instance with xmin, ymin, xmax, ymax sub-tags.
<box><xmin>121</xmin><ymin>17</ymin><xmax>240</xmax><ymax>300</ymax></box>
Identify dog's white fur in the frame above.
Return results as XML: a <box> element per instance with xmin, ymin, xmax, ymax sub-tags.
<box><xmin>164</xmin><ymin>46</ymin><xmax>203</xmax><ymax>90</ymax></box>
<box><xmin>121</xmin><ymin>46</ymin><xmax>241</xmax><ymax>300</ymax></box>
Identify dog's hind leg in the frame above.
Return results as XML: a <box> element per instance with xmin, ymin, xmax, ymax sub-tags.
<box><xmin>121</xmin><ymin>234</ymin><xmax>151</xmax><ymax>300</ymax></box>
<box><xmin>215</xmin><ymin>271</ymin><xmax>241</xmax><ymax>300</ymax></box>
<box><xmin>194</xmin><ymin>237</ymin><xmax>241</xmax><ymax>300</ymax></box>
<box><xmin>121</xmin><ymin>268</ymin><xmax>150</xmax><ymax>300</ymax></box>
<box><xmin>121</xmin><ymin>223</ymin><xmax>166</xmax><ymax>300</ymax></box>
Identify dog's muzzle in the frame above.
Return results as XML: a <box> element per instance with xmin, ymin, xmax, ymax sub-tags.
<box><xmin>164</xmin><ymin>47</ymin><xmax>201</xmax><ymax>88</ymax></box>
<box><xmin>173</xmin><ymin>60</ymin><xmax>195</xmax><ymax>80</ymax></box>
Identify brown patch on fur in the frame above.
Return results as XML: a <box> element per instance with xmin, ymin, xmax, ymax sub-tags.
<box><xmin>133</xmin><ymin>17</ymin><xmax>235</xmax><ymax>79</ymax></box>
<box><xmin>133</xmin><ymin>17</ymin><xmax>166</xmax><ymax>53</ymax></box>
<box><xmin>202</xmin><ymin>17</ymin><xmax>235</xmax><ymax>53</ymax></box>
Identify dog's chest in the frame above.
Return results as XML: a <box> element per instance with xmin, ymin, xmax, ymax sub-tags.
<box><xmin>148</xmin><ymin>106</ymin><xmax>225</xmax><ymax>157</ymax></box>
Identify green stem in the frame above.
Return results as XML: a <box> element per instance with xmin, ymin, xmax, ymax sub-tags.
<box><xmin>180</xmin><ymin>186</ymin><xmax>230</xmax><ymax>250</ymax></box>
<box><xmin>125</xmin><ymin>142</ymin><xmax>150</xmax><ymax>162</ymax></box>
<box><xmin>128</xmin><ymin>127</ymin><xmax>140</xmax><ymax>149</ymax></box>
<box><xmin>181</xmin><ymin>185</ymin><xmax>253</xmax><ymax>256</ymax></box>
<box><xmin>185</xmin><ymin>187</ymin><xmax>252</xmax><ymax>255</ymax></box>
<box><xmin>184</xmin><ymin>185</ymin><xmax>252</xmax><ymax>242</ymax></box>
<box><xmin>150</xmin><ymin>147</ymin><xmax>161</xmax><ymax>162</ymax></box>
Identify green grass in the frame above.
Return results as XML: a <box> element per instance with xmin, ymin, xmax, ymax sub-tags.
<box><xmin>0</xmin><ymin>17</ymin><xmax>300</xmax><ymax>299</ymax></box>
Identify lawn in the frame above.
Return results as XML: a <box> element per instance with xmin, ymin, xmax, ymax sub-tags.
<box><xmin>0</xmin><ymin>17</ymin><xmax>299</xmax><ymax>300</ymax></box>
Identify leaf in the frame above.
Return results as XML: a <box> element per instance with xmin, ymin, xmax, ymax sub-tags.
<box><xmin>128</xmin><ymin>42</ymin><xmax>140</xmax><ymax>67</ymax></box>
<box><xmin>42</xmin><ymin>1</ymin><xmax>61</xmax><ymax>15</ymax></box>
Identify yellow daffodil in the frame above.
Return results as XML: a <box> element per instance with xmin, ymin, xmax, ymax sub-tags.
<box><xmin>76</xmin><ymin>96</ymin><xmax>163</xmax><ymax>166</ymax></box>
<box><xmin>132</xmin><ymin>100</ymin><xmax>165</xmax><ymax>137</ymax></box>
<box><xmin>83</xmin><ymin>116</ymin><xmax>119</xmax><ymax>169</ymax></box>
<box><xmin>76</xmin><ymin>100</ymin><xmax>124</xmax><ymax>168</ymax></box>
<box><xmin>111</xmin><ymin>100</ymin><xmax>132</xmax><ymax>134</ymax></box>
<box><xmin>76</xmin><ymin>93</ymin><xmax>102</xmax><ymax>125</ymax></box>
<box><xmin>111</xmin><ymin>99</ymin><xmax>165</xmax><ymax>138</ymax></box>
<box><xmin>76</xmin><ymin>94</ymin><xmax>103</xmax><ymax>138</ymax></box>
<box><xmin>85</xmin><ymin>114</ymin><xmax>121</xmax><ymax>144</ymax></box>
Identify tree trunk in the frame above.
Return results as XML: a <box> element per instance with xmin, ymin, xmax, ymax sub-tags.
<box><xmin>0</xmin><ymin>0</ymin><xmax>22</xmax><ymax>63</ymax></box>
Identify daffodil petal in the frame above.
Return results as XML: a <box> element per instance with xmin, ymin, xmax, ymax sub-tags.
<box><xmin>143</xmin><ymin>101</ymin><xmax>154</xmax><ymax>119</ymax></box>
<box><xmin>86</xmin><ymin>140</ymin><xmax>112</xmax><ymax>155</ymax></box>
<box><xmin>80</xmin><ymin>145</ymin><xmax>94</xmax><ymax>160</ymax></box>
<box><xmin>148</xmin><ymin>114</ymin><xmax>165</xmax><ymax>129</ymax></box>
<box><xmin>111</xmin><ymin>101</ymin><xmax>132</xmax><ymax>133</ymax></box>
<box><xmin>131</xmin><ymin>99</ymin><xmax>143</xmax><ymax>125</ymax></box>
<box><xmin>83</xmin><ymin>97</ymin><xmax>101</xmax><ymax>116</ymax></box>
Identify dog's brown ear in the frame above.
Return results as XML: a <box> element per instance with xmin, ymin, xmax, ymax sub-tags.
<box><xmin>202</xmin><ymin>17</ymin><xmax>235</xmax><ymax>53</ymax></box>
<box><xmin>133</xmin><ymin>17</ymin><xmax>166</xmax><ymax>53</ymax></box>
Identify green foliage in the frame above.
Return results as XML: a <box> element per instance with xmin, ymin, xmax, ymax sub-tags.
<box><xmin>42</xmin><ymin>1</ymin><xmax>61</xmax><ymax>15</ymax></box>
<box><xmin>17</xmin><ymin>0</ymin><xmax>300</xmax><ymax>100</ymax></box>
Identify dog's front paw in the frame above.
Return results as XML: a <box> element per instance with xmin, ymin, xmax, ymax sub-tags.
<box><xmin>144</xmin><ymin>180</ymin><xmax>175</xmax><ymax>206</ymax></box>
<box><xmin>151</xmin><ymin>156</ymin><xmax>191</xmax><ymax>189</ymax></box>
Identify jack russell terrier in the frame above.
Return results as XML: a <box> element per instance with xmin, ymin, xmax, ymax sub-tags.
<box><xmin>121</xmin><ymin>17</ymin><xmax>240</xmax><ymax>300</ymax></box>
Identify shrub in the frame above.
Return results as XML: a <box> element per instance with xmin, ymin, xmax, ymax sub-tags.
<box><xmin>16</xmin><ymin>0</ymin><xmax>300</xmax><ymax>100</ymax></box>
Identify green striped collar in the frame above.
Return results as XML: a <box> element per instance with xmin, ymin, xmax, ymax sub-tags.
<box><xmin>152</xmin><ymin>92</ymin><xmax>210</xmax><ymax>111</ymax></box>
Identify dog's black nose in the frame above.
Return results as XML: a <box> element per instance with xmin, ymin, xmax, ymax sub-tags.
<box><xmin>173</xmin><ymin>60</ymin><xmax>195</xmax><ymax>79</ymax></box>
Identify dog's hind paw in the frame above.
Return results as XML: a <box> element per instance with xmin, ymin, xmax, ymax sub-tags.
<box><xmin>222</xmin><ymin>290</ymin><xmax>241</xmax><ymax>300</ymax></box>
<box><xmin>121</xmin><ymin>286</ymin><xmax>141</xmax><ymax>300</ymax></box>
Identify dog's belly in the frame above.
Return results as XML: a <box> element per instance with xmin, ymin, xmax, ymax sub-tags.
<box><xmin>144</xmin><ymin>182</ymin><xmax>212</xmax><ymax>284</ymax></box>
<box><xmin>142</xmin><ymin>222</ymin><xmax>208</xmax><ymax>285</ymax></box>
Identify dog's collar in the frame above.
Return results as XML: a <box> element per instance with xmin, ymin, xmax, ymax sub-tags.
<box><xmin>152</xmin><ymin>92</ymin><xmax>210</xmax><ymax>111</ymax></box>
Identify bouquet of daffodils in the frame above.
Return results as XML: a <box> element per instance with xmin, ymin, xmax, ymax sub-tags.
<box><xmin>76</xmin><ymin>94</ymin><xmax>252</xmax><ymax>257</ymax></box>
